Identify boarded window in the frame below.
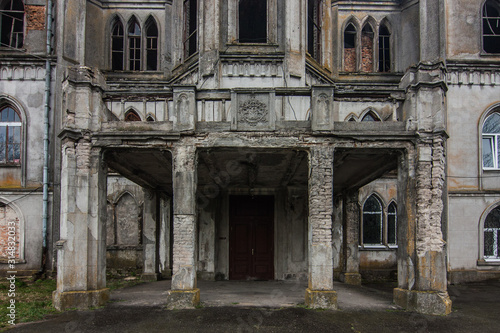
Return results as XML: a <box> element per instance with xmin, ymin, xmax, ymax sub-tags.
<box><xmin>378</xmin><ymin>24</ymin><xmax>391</xmax><ymax>72</ymax></box>
<box><xmin>128</xmin><ymin>19</ymin><xmax>141</xmax><ymax>71</ymax></box>
<box><xmin>146</xmin><ymin>18</ymin><xmax>158</xmax><ymax>71</ymax></box>
<box><xmin>484</xmin><ymin>206</ymin><xmax>500</xmax><ymax>259</ymax></box>
<box><xmin>361</xmin><ymin>24</ymin><xmax>374</xmax><ymax>72</ymax></box>
<box><xmin>111</xmin><ymin>19</ymin><xmax>124</xmax><ymax>70</ymax></box>
<box><xmin>183</xmin><ymin>0</ymin><xmax>198</xmax><ymax>58</ymax></box>
<box><xmin>307</xmin><ymin>0</ymin><xmax>321</xmax><ymax>61</ymax></box>
<box><xmin>0</xmin><ymin>0</ymin><xmax>24</xmax><ymax>48</ymax></box>
<box><xmin>0</xmin><ymin>106</ymin><xmax>21</xmax><ymax>164</ymax></box>
<box><xmin>125</xmin><ymin>110</ymin><xmax>141</xmax><ymax>121</ymax></box>
<box><xmin>239</xmin><ymin>0</ymin><xmax>267</xmax><ymax>43</ymax></box>
<box><xmin>483</xmin><ymin>1</ymin><xmax>500</xmax><ymax>54</ymax></box>
<box><xmin>344</xmin><ymin>23</ymin><xmax>356</xmax><ymax>72</ymax></box>
<box><xmin>362</xmin><ymin>195</ymin><xmax>383</xmax><ymax>245</ymax></box>
<box><xmin>0</xmin><ymin>204</ymin><xmax>21</xmax><ymax>260</ymax></box>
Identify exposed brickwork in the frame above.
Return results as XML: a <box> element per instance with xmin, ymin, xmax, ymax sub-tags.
<box><xmin>416</xmin><ymin>138</ymin><xmax>446</xmax><ymax>256</ymax></box>
<box><xmin>309</xmin><ymin>147</ymin><xmax>333</xmax><ymax>245</ymax></box>
<box><xmin>0</xmin><ymin>205</ymin><xmax>20</xmax><ymax>260</ymax></box>
<box><xmin>344</xmin><ymin>48</ymin><xmax>356</xmax><ymax>72</ymax></box>
<box><xmin>26</xmin><ymin>5</ymin><xmax>46</xmax><ymax>31</ymax></box>
<box><xmin>361</xmin><ymin>34</ymin><xmax>374</xmax><ymax>72</ymax></box>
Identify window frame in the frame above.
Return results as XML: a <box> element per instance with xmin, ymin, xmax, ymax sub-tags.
<box><xmin>481</xmin><ymin>112</ymin><xmax>500</xmax><ymax>170</ymax></box>
<box><xmin>111</xmin><ymin>18</ymin><xmax>125</xmax><ymax>71</ymax></box>
<box><xmin>183</xmin><ymin>0</ymin><xmax>198</xmax><ymax>60</ymax></box>
<box><xmin>378</xmin><ymin>22</ymin><xmax>391</xmax><ymax>73</ymax></box>
<box><xmin>480</xmin><ymin>204</ymin><xmax>500</xmax><ymax>262</ymax></box>
<box><xmin>307</xmin><ymin>0</ymin><xmax>323</xmax><ymax>62</ymax></box>
<box><xmin>482</xmin><ymin>0</ymin><xmax>500</xmax><ymax>55</ymax></box>
<box><xmin>360</xmin><ymin>193</ymin><xmax>398</xmax><ymax>249</ymax></box>
<box><xmin>0</xmin><ymin>105</ymin><xmax>22</xmax><ymax>166</ymax></box>
<box><xmin>0</xmin><ymin>0</ymin><xmax>24</xmax><ymax>49</ymax></box>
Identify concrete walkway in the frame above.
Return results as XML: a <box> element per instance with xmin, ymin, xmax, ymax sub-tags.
<box><xmin>109</xmin><ymin>279</ymin><xmax>397</xmax><ymax>311</ymax></box>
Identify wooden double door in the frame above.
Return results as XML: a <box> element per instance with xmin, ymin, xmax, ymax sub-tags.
<box><xmin>229</xmin><ymin>195</ymin><xmax>274</xmax><ymax>280</ymax></box>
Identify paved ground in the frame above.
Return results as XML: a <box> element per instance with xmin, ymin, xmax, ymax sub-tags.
<box><xmin>8</xmin><ymin>279</ymin><xmax>500</xmax><ymax>332</ymax></box>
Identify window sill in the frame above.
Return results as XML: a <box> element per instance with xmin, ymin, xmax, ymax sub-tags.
<box><xmin>0</xmin><ymin>164</ymin><xmax>21</xmax><ymax>168</ymax></box>
<box><xmin>359</xmin><ymin>245</ymin><xmax>398</xmax><ymax>251</ymax></box>
<box><xmin>477</xmin><ymin>259</ymin><xmax>500</xmax><ymax>266</ymax></box>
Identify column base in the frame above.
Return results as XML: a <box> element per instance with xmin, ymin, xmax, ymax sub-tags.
<box><xmin>52</xmin><ymin>288</ymin><xmax>110</xmax><ymax>311</ymax></box>
<box><xmin>393</xmin><ymin>288</ymin><xmax>452</xmax><ymax>315</ymax></box>
<box><xmin>166</xmin><ymin>288</ymin><xmax>200</xmax><ymax>310</ymax></box>
<box><xmin>305</xmin><ymin>288</ymin><xmax>338</xmax><ymax>310</ymax></box>
<box><xmin>141</xmin><ymin>273</ymin><xmax>161</xmax><ymax>281</ymax></box>
<box><xmin>340</xmin><ymin>273</ymin><xmax>362</xmax><ymax>286</ymax></box>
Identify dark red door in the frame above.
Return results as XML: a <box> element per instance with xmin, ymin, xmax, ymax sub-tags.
<box><xmin>229</xmin><ymin>195</ymin><xmax>274</xmax><ymax>280</ymax></box>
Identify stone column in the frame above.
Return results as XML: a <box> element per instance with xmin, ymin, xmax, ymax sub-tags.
<box><xmin>341</xmin><ymin>190</ymin><xmax>361</xmax><ymax>285</ymax></box>
<box><xmin>305</xmin><ymin>146</ymin><xmax>337</xmax><ymax>309</ymax></box>
<box><xmin>142</xmin><ymin>189</ymin><xmax>160</xmax><ymax>281</ymax></box>
<box><xmin>166</xmin><ymin>145</ymin><xmax>200</xmax><ymax>309</ymax></box>
<box><xmin>53</xmin><ymin>132</ymin><xmax>109</xmax><ymax>310</ymax></box>
<box><xmin>394</xmin><ymin>140</ymin><xmax>452</xmax><ymax>315</ymax></box>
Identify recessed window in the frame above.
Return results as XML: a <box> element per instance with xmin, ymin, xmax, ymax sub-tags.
<box><xmin>0</xmin><ymin>106</ymin><xmax>21</xmax><ymax>164</ymax></box>
<box><xmin>361</xmin><ymin>24</ymin><xmax>374</xmax><ymax>72</ymax></box>
<box><xmin>307</xmin><ymin>0</ymin><xmax>322</xmax><ymax>61</ymax></box>
<box><xmin>146</xmin><ymin>18</ymin><xmax>159</xmax><ymax>71</ymax></box>
<box><xmin>482</xmin><ymin>112</ymin><xmax>500</xmax><ymax>169</ymax></box>
<box><xmin>361</xmin><ymin>111</ymin><xmax>380</xmax><ymax>122</ymax></box>
<box><xmin>483</xmin><ymin>1</ymin><xmax>500</xmax><ymax>54</ymax></box>
<box><xmin>128</xmin><ymin>19</ymin><xmax>141</xmax><ymax>71</ymax></box>
<box><xmin>183</xmin><ymin>0</ymin><xmax>198</xmax><ymax>58</ymax></box>
<box><xmin>239</xmin><ymin>0</ymin><xmax>267</xmax><ymax>43</ymax></box>
<box><xmin>378</xmin><ymin>24</ymin><xmax>391</xmax><ymax>72</ymax></box>
<box><xmin>362</xmin><ymin>195</ymin><xmax>383</xmax><ymax>245</ymax></box>
<box><xmin>344</xmin><ymin>23</ymin><xmax>357</xmax><ymax>72</ymax></box>
<box><xmin>387</xmin><ymin>202</ymin><xmax>397</xmax><ymax>245</ymax></box>
<box><xmin>125</xmin><ymin>110</ymin><xmax>141</xmax><ymax>121</ymax></box>
<box><xmin>111</xmin><ymin>19</ymin><xmax>124</xmax><ymax>70</ymax></box>
<box><xmin>484</xmin><ymin>206</ymin><xmax>500</xmax><ymax>259</ymax></box>
<box><xmin>0</xmin><ymin>0</ymin><xmax>24</xmax><ymax>48</ymax></box>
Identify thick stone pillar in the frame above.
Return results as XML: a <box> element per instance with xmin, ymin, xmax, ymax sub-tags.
<box><xmin>142</xmin><ymin>190</ymin><xmax>160</xmax><ymax>281</ymax></box>
<box><xmin>166</xmin><ymin>145</ymin><xmax>200</xmax><ymax>309</ymax></box>
<box><xmin>341</xmin><ymin>190</ymin><xmax>361</xmax><ymax>285</ymax></box>
<box><xmin>306</xmin><ymin>146</ymin><xmax>337</xmax><ymax>309</ymax></box>
<box><xmin>394</xmin><ymin>140</ymin><xmax>452</xmax><ymax>315</ymax></box>
<box><xmin>53</xmin><ymin>132</ymin><xmax>109</xmax><ymax>310</ymax></box>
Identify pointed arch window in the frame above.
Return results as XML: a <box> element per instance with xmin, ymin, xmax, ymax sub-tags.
<box><xmin>111</xmin><ymin>19</ymin><xmax>125</xmax><ymax>70</ymax></box>
<box><xmin>344</xmin><ymin>23</ymin><xmax>357</xmax><ymax>72</ymax></box>
<box><xmin>0</xmin><ymin>106</ymin><xmax>21</xmax><ymax>164</ymax></box>
<box><xmin>146</xmin><ymin>18</ymin><xmax>158</xmax><ymax>71</ymax></box>
<box><xmin>361</xmin><ymin>111</ymin><xmax>380</xmax><ymax>122</ymax></box>
<box><xmin>125</xmin><ymin>110</ymin><xmax>141</xmax><ymax>122</ymax></box>
<box><xmin>484</xmin><ymin>206</ymin><xmax>500</xmax><ymax>259</ymax></box>
<box><xmin>482</xmin><ymin>112</ymin><xmax>500</xmax><ymax>169</ymax></box>
<box><xmin>361</xmin><ymin>24</ymin><xmax>374</xmax><ymax>72</ymax></box>
<box><xmin>387</xmin><ymin>202</ymin><xmax>397</xmax><ymax>245</ymax></box>
<box><xmin>128</xmin><ymin>19</ymin><xmax>141</xmax><ymax>71</ymax></box>
<box><xmin>379</xmin><ymin>24</ymin><xmax>391</xmax><ymax>72</ymax></box>
<box><xmin>483</xmin><ymin>0</ymin><xmax>500</xmax><ymax>54</ymax></box>
<box><xmin>362</xmin><ymin>195</ymin><xmax>383</xmax><ymax>245</ymax></box>
<box><xmin>0</xmin><ymin>0</ymin><xmax>24</xmax><ymax>48</ymax></box>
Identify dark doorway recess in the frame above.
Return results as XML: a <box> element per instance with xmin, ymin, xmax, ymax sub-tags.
<box><xmin>229</xmin><ymin>195</ymin><xmax>274</xmax><ymax>280</ymax></box>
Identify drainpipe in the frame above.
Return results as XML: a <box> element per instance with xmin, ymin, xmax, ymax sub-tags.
<box><xmin>41</xmin><ymin>0</ymin><xmax>53</xmax><ymax>273</ymax></box>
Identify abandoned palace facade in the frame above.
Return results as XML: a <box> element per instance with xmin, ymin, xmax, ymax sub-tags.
<box><xmin>1</xmin><ymin>0</ymin><xmax>500</xmax><ymax>315</ymax></box>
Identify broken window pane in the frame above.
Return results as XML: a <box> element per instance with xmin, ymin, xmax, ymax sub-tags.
<box><xmin>307</xmin><ymin>0</ymin><xmax>321</xmax><ymax>61</ymax></box>
<box><xmin>0</xmin><ymin>0</ymin><xmax>24</xmax><ymax>48</ymax></box>
<box><xmin>363</xmin><ymin>195</ymin><xmax>383</xmax><ymax>245</ymax></box>
<box><xmin>184</xmin><ymin>0</ymin><xmax>198</xmax><ymax>58</ymax></box>
<box><xmin>128</xmin><ymin>19</ymin><xmax>141</xmax><ymax>71</ymax></box>
<box><xmin>239</xmin><ymin>0</ymin><xmax>267</xmax><ymax>43</ymax></box>
<box><xmin>483</xmin><ymin>1</ymin><xmax>500</xmax><ymax>54</ymax></box>
<box><xmin>111</xmin><ymin>20</ymin><xmax>124</xmax><ymax>70</ymax></box>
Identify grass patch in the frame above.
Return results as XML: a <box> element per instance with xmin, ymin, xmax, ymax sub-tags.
<box><xmin>0</xmin><ymin>278</ymin><xmax>58</xmax><ymax>330</ymax></box>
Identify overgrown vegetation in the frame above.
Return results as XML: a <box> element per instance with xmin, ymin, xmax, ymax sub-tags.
<box><xmin>0</xmin><ymin>278</ymin><xmax>58</xmax><ymax>330</ymax></box>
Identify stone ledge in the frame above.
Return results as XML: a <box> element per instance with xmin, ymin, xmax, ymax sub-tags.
<box><xmin>166</xmin><ymin>288</ymin><xmax>200</xmax><ymax>310</ymax></box>
<box><xmin>393</xmin><ymin>288</ymin><xmax>452</xmax><ymax>315</ymax></box>
<box><xmin>305</xmin><ymin>288</ymin><xmax>338</xmax><ymax>310</ymax></box>
<box><xmin>52</xmin><ymin>288</ymin><xmax>110</xmax><ymax>311</ymax></box>
<box><xmin>340</xmin><ymin>272</ymin><xmax>362</xmax><ymax>286</ymax></box>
